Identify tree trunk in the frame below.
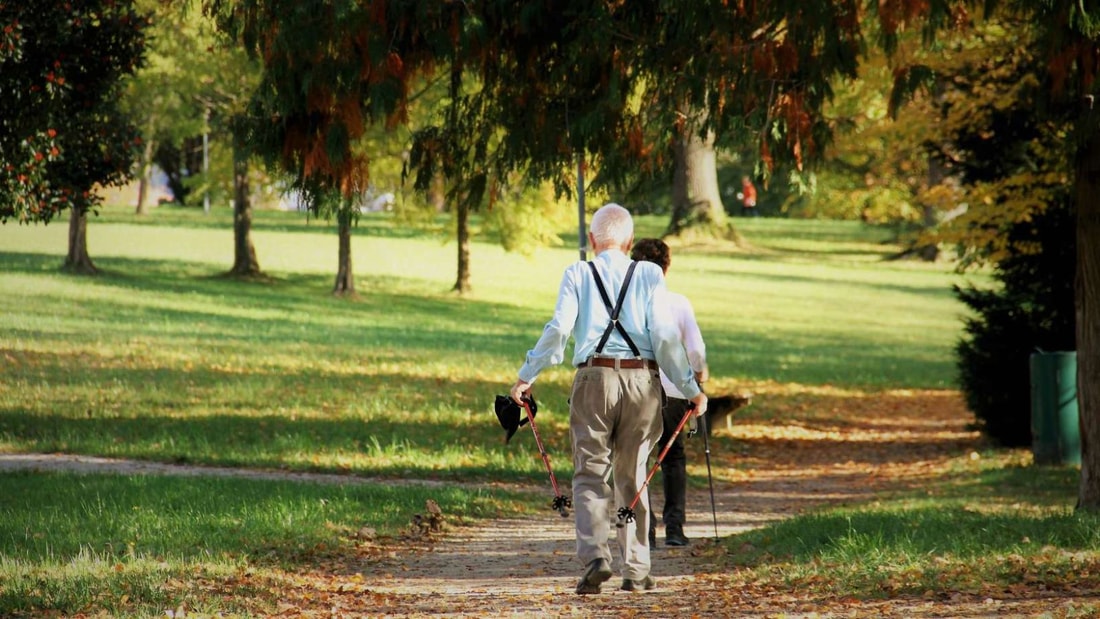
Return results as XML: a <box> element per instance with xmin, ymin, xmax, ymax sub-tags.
<box><xmin>135</xmin><ymin>120</ymin><xmax>156</xmax><ymax>215</ymax></box>
<box><xmin>430</xmin><ymin>172</ymin><xmax>446</xmax><ymax>212</ymax></box>
<box><xmin>453</xmin><ymin>198</ymin><xmax>471</xmax><ymax>293</ymax></box>
<box><xmin>64</xmin><ymin>207</ymin><xmax>98</xmax><ymax>275</ymax></box>
<box><xmin>916</xmin><ymin>154</ymin><xmax>946</xmax><ymax>261</ymax></box>
<box><xmin>228</xmin><ymin>148</ymin><xmax>262</xmax><ymax>277</ymax></box>
<box><xmin>333</xmin><ymin>211</ymin><xmax>355</xmax><ymax>296</ymax></box>
<box><xmin>668</xmin><ymin>116</ymin><xmax>731</xmax><ymax>238</ymax></box>
<box><xmin>1076</xmin><ymin>117</ymin><xmax>1100</xmax><ymax>510</ymax></box>
<box><xmin>917</xmin><ymin>204</ymin><xmax>940</xmax><ymax>261</ymax></box>
<box><xmin>136</xmin><ymin>170</ymin><xmax>150</xmax><ymax>215</ymax></box>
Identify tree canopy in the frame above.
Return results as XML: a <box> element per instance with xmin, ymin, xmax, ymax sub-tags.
<box><xmin>204</xmin><ymin>0</ymin><xmax>868</xmax><ymax>212</ymax></box>
<box><xmin>0</xmin><ymin>0</ymin><xmax>148</xmax><ymax>224</ymax></box>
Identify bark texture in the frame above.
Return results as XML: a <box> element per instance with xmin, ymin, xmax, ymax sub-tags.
<box><xmin>1077</xmin><ymin>115</ymin><xmax>1100</xmax><ymax>510</ymax></box>
<box><xmin>668</xmin><ymin>116</ymin><xmax>730</xmax><ymax>238</ymax></box>
<box><xmin>229</xmin><ymin>150</ymin><xmax>262</xmax><ymax>278</ymax></box>
<box><xmin>135</xmin><ymin>118</ymin><xmax>157</xmax><ymax>215</ymax></box>
<box><xmin>63</xmin><ymin>207</ymin><xmax>98</xmax><ymax>275</ymax></box>
<box><xmin>333</xmin><ymin>211</ymin><xmax>355</xmax><ymax>296</ymax></box>
<box><xmin>453</xmin><ymin>199</ymin><xmax>470</xmax><ymax>294</ymax></box>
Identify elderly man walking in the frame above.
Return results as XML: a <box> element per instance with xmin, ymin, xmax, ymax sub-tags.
<box><xmin>510</xmin><ymin>203</ymin><xmax>707</xmax><ymax>594</ymax></box>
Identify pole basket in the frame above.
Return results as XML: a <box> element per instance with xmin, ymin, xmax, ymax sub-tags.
<box><xmin>552</xmin><ymin>495</ymin><xmax>572</xmax><ymax>517</ymax></box>
<box><xmin>615</xmin><ymin>506</ymin><xmax>636</xmax><ymax>528</ymax></box>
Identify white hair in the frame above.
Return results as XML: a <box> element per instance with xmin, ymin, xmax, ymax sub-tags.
<box><xmin>589</xmin><ymin>203</ymin><xmax>634</xmax><ymax>248</ymax></box>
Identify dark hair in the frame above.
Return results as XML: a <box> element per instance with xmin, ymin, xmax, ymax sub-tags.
<box><xmin>631</xmin><ymin>237</ymin><xmax>670</xmax><ymax>273</ymax></box>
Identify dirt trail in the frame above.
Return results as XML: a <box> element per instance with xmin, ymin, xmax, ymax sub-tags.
<box><xmin>1</xmin><ymin>397</ymin><xmax>1093</xmax><ymax>617</ymax></box>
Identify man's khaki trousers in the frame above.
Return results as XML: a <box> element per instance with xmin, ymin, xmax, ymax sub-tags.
<box><xmin>569</xmin><ymin>364</ymin><xmax>663</xmax><ymax>580</ymax></box>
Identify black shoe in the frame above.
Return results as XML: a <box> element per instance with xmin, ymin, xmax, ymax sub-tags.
<box><xmin>665</xmin><ymin>526</ymin><xmax>690</xmax><ymax>547</ymax></box>
<box><xmin>575</xmin><ymin>558</ymin><xmax>613</xmax><ymax>594</ymax></box>
<box><xmin>649</xmin><ymin>528</ymin><xmax>657</xmax><ymax>550</ymax></box>
<box><xmin>620</xmin><ymin>575</ymin><xmax>657</xmax><ymax>591</ymax></box>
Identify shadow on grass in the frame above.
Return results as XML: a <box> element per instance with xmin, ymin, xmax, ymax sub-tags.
<box><xmin>0</xmin><ymin>407</ymin><xmax>573</xmax><ymax>483</ymax></box>
<box><xmin>722</xmin><ymin>460</ymin><xmax>1096</xmax><ymax>597</ymax></box>
<box><xmin>701</xmin><ymin>258</ymin><xmax>959</xmax><ymax>297</ymax></box>
<box><xmin>0</xmin><ymin>470</ymin><xmax>529</xmax><ymax>561</ymax></box>
<box><xmin>0</xmin><ymin>357</ymin><xmax>575</xmax><ymax>485</ymax></box>
<box><xmin>704</xmin><ymin>328</ymin><xmax>955</xmax><ymax>389</ymax></box>
<box><xmin>934</xmin><ymin>463</ymin><xmax>1082</xmax><ymax>505</ymax></box>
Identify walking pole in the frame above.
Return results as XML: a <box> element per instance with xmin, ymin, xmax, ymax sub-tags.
<box><xmin>521</xmin><ymin>398</ymin><xmax>572</xmax><ymax>517</ymax></box>
<box><xmin>616</xmin><ymin>403</ymin><xmax>696</xmax><ymax>527</ymax></box>
<box><xmin>700</xmin><ymin>413</ymin><xmax>720</xmax><ymax>542</ymax></box>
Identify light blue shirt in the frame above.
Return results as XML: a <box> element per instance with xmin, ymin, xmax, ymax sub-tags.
<box><xmin>517</xmin><ymin>248</ymin><xmax>701</xmax><ymax>399</ymax></box>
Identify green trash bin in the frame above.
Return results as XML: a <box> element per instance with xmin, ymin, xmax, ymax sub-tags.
<box><xmin>1030</xmin><ymin>351</ymin><xmax>1080</xmax><ymax>465</ymax></box>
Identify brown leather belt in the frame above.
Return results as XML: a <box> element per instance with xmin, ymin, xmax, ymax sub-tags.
<box><xmin>578</xmin><ymin>357</ymin><xmax>658</xmax><ymax>370</ymax></box>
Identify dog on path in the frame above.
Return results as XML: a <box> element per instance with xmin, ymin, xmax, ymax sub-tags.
<box><xmin>703</xmin><ymin>393</ymin><xmax>752</xmax><ymax>436</ymax></box>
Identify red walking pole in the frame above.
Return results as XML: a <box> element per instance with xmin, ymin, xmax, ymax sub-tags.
<box><xmin>616</xmin><ymin>403</ymin><xmax>697</xmax><ymax>527</ymax></box>
<box><xmin>521</xmin><ymin>398</ymin><xmax>572</xmax><ymax>518</ymax></box>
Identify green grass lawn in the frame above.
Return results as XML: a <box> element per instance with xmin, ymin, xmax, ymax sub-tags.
<box><xmin>0</xmin><ymin>207</ymin><xmax>969</xmax><ymax>478</ymax></box>
<box><xmin>1</xmin><ymin>204</ymin><xmax>1037</xmax><ymax>616</ymax></box>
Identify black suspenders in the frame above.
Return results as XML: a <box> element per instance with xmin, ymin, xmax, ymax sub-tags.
<box><xmin>587</xmin><ymin>260</ymin><xmax>641</xmax><ymax>357</ymax></box>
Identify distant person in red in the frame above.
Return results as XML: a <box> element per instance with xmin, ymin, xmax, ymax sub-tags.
<box><xmin>738</xmin><ymin>176</ymin><xmax>757</xmax><ymax>217</ymax></box>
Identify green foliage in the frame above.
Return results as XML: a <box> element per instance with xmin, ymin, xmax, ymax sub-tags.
<box><xmin>481</xmin><ymin>183</ymin><xmax>576</xmax><ymax>254</ymax></box>
<box><xmin>890</xmin><ymin>0</ymin><xmax>1100</xmax><ymax>245</ymax></box>
<box><xmin>0</xmin><ymin>0</ymin><xmax>148</xmax><ymax>224</ymax></box>
<box><xmin>206</xmin><ymin>0</ymin><xmax>868</xmax><ymax>220</ymax></box>
<box><xmin>877</xmin><ymin>9</ymin><xmax>1080</xmax><ymax>447</ymax></box>
<box><xmin>955</xmin><ymin>203</ymin><xmax>1076</xmax><ymax>446</ymax></box>
<box><xmin>123</xmin><ymin>0</ymin><xmax>209</xmax><ymax>146</ymax></box>
<box><xmin>785</xmin><ymin>31</ymin><xmax>934</xmax><ymax>225</ymax></box>
<box><xmin>124</xmin><ymin>0</ymin><xmax>263</xmax><ymax>208</ymax></box>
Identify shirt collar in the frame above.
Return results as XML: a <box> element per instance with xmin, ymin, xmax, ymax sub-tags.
<box><xmin>595</xmin><ymin>248</ymin><xmax>630</xmax><ymax>263</ymax></box>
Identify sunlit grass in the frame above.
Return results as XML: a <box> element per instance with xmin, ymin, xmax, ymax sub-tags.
<box><xmin>0</xmin><ymin>206</ymin><xmax>973</xmax><ymax>481</ymax></box>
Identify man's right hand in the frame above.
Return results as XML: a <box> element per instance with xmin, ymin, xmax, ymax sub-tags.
<box><xmin>690</xmin><ymin>392</ymin><xmax>708</xmax><ymax>417</ymax></box>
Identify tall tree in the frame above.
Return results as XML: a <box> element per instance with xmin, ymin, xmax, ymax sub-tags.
<box><xmin>123</xmin><ymin>0</ymin><xmax>207</xmax><ymax>214</ymax></box>
<box><xmin>206</xmin><ymin>0</ymin><xmax>405</xmax><ymax>295</ymax></box>
<box><xmin>124</xmin><ymin>0</ymin><xmax>263</xmax><ymax>277</ymax></box>
<box><xmin>0</xmin><ymin>0</ymin><xmax>148</xmax><ymax>274</ymax></box>
<box><xmin>887</xmin><ymin>0</ymin><xmax>1100</xmax><ymax>508</ymax></box>
<box><xmin>405</xmin><ymin>66</ymin><xmax>498</xmax><ymax>294</ymax></box>
<box><xmin>210</xmin><ymin>48</ymin><xmax>264</xmax><ymax>279</ymax></box>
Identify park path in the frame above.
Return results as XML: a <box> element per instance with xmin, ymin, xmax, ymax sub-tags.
<box><xmin>0</xmin><ymin>395</ymin><xmax>1092</xmax><ymax>617</ymax></box>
